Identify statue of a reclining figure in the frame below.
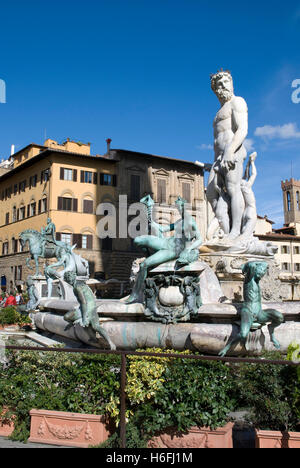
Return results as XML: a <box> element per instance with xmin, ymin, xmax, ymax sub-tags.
<box><xmin>126</xmin><ymin>195</ymin><xmax>203</xmax><ymax>304</ymax></box>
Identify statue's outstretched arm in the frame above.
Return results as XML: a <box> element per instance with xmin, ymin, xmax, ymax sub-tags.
<box><xmin>188</xmin><ymin>225</ymin><xmax>203</xmax><ymax>251</ymax></box>
<box><xmin>247</xmin><ymin>153</ymin><xmax>258</xmax><ymax>188</ymax></box>
<box><xmin>150</xmin><ymin>220</ymin><xmax>175</xmax><ymax>237</ymax></box>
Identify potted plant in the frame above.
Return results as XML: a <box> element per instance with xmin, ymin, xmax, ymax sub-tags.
<box><xmin>0</xmin><ymin>306</ymin><xmax>31</xmax><ymax>330</ymax></box>
<box><xmin>0</xmin><ymin>348</ymin><xmax>120</xmax><ymax>446</ymax></box>
<box><xmin>0</xmin><ymin>408</ymin><xmax>15</xmax><ymax>437</ymax></box>
<box><xmin>130</xmin><ymin>353</ymin><xmax>235</xmax><ymax>448</ymax></box>
<box><xmin>233</xmin><ymin>351</ymin><xmax>300</xmax><ymax>448</ymax></box>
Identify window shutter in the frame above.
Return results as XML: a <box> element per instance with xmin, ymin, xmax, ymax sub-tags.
<box><xmin>157</xmin><ymin>179</ymin><xmax>166</xmax><ymax>204</ymax></box>
<box><xmin>73</xmin><ymin>169</ymin><xmax>77</xmax><ymax>182</ymax></box>
<box><xmin>60</xmin><ymin>167</ymin><xmax>64</xmax><ymax>180</ymax></box>
<box><xmin>131</xmin><ymin>175</ymin><xmax>140</xmax><ymax>200</ymax></box>
<box><xmin>73</xmin><ymin>234</ymin><xmax>82</xmax><ymax>249</ymax></box>
<box><xmin>73</xmin><ymin>198</ymin><xmax>78</xmax><ymax>212</ymax></box>
<box><xmin>83</xmin><ymin>199</ymin><xmax>93</xmax><ymax>214</ymax></box>
<box><xmin>93</xmin><ymin>172</ymin><xmax>98</xmax><ymax>185</ymax></box>
<box><xmin>113</xmin><ymin>175</ymin><xmax>117</xmax><ymax>187</ymax></box>
<box><xmin>87</xmin><ymin>235</ymin><xmax>93</xmax><ymax>250</ymax></box>
<box><xmin>80</xmin><ymin>171</ymin><xmax>84</xmax><ymax>183</ymax></box>
<box><xmin>38</xmin><ymin>200</ymin><xmax>42</xmax><ymax>214</ymax></box>
<box><xmin>27</xmin><ymin>205</ymin><xmax>30</xmax><ymax>217</ymax></box>
<box><xmin>100</xmin><ymin>173</ymin><xmax>104</xmax><ymax>185</ymax></box>
<box><xmin>182</xmin><ymin>182</ymin><xmax>191</xmax><ymax>204</ymax></box>
<box><xmin>57</xmin><ymin>197</ymin><xmax>63</xmax><ymax>211</ymax></box>
<box><xmin>16</xmin><ymin>209</ymin><xmax>19</xmax><ymax>221</ymax></box>
<box><xmin>56</xmin><ymin>232</ymin><xmax>61</xmax><ymax>241</ymax></box>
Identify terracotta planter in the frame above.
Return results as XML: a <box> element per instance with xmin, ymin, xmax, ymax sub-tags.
<box><xmin>287</xmin><ymin>431</ymin><xmax>300</xmax><ymax>448</ymax></box>
<box><xmin>148</xmin><ymin>423</ymin><xmax>234</xmax><ymax>449</ymax></box>
<box><xmin>255</xmin><ymin>430</ymin><xmax>300</xmax><ymax>448</ymax></box>
<box><xmin>29</xmin><ymin>409</ymin><xmax>113</xmax><ymax>448</ymax></box>
<box><xmin>0</xmin><ymin>408</ymin><xmax>15</xmax><ymax>437</ymax></box>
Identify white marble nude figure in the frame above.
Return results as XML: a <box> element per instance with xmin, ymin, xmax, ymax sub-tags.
<box><xmin>206</xmin><ymin>70</ymin><xmax>249</xmax><ymax>242</ymax></box>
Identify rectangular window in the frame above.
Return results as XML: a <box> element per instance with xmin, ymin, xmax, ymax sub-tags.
<box><xmin>80</xmin><ymin>171</ymin><xmax>93</xmax><ymax>184</ymax></box>
<box><xmin>30</xmin><ymin>202</ymin><xmax>36</xmax><ymax>217</ymax></box>
<box><xmin>281</xmin><ymin>246</ymin><xmax>290</xmax><ymax>255</ymax></box>
<box><xmin>282</xmin><ymin>262</ymin><xmax>290</xmax><ymax>272</ymax></box>
<box><xmin>83</xmin><ymin>199</ymin><xmax>94</xmax><ymax>214</ymax></box>
<box><xmin>182</xmin><ymin>182</ymin><xmax>191</xmax><ymax>204</ymax></box>
<box><xmin>41</xmin><ymin>169</ymin><xmax>50</xmax><ymax>183</ymax></box>
<box><xmin>17</xmin><ymin>266</ymin><xmax>22</xmax><ymax>281</ymax></box>
<box><xmin>101</xmin><ymin>174</ymin><xmax>112</xmax><ymax>186</ymax></box>
<box><xmin>12</xmin><ymin>239</ymin><xmax>18</xmax><ymax>254</ymax></box>
<box><xmin>42</xmin><ymin>198</ymin><xmax>47</xmax><ymax>213</ymax></box>
<box><xmin>60</xmin><ymin>167</ymin><xmax>77</xmax><ymax>181</ymax></box>
<box><xmin>19</xmin><ymin>180</ymin><xmax>26</xmax><ymax>193</ymax></box>
<box><xmin>157</xmin><ymin>178</ymin><xmax>167</xmax><ymax>204</ymax></box>
<box><xmin>57</xmin><ymin>197</ymin><xmax>78</xmax><ymax>212</ymax></box>
<box><xmin>5</xmin><ymin>213</ymin><xmax>9</xmax><ymax>225</ymax></box>
<box><xmin>64</xmin><ymin>168</ymin><xmax>73</xmax><ymax>181</ymax></box>
<box><xmin>62</xmin><ymin>198</ymin><xmax>72</xmax><ymax>211</ymax></box>
<box><xmin>61</xmin><ymin>233</ymin><xmax>72</xmax><ymax>245</ymax></box>
<box><xmin>12</xmin><ymin>208</ymin><xmax>17</xmax><ymax>223</ymax></box>
<box><xmin>29</xmin><ymin>175</ymin><xmax>38</xmax><ymax>188</ymax></box>
<box><xmin>294</xmin><ymin>246</ymin><xmax>300</xmax><ymax>255</ymax></box>
<box><xmin>82</xmin><ymin>235</ymin><xmax>88</xmax><ymax>249</ymax></box>
<box><xmin>294</xmin><ymin>263</ymin><xmax>300</xmax><ymax>272</ymax></box>
<box><xmin>130</xmin><ymin>175</ymin><xmax>140</xmax><ymax>201</ymax></box>
<box><xmin>19</xmin><ymin>207</ymin><xmax>25</xmax><ymax>220</ymax></box>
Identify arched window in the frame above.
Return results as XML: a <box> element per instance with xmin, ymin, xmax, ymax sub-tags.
<box><xmin>287</xmin><ymin>192</ymin><xmax>291</xmax><ymax>211</ymax></box>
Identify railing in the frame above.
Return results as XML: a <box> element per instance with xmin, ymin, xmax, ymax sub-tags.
<box><xmin>1</xmin><ymin>344</ymin><xmax>300</xmax><ymax>448</ymax></box>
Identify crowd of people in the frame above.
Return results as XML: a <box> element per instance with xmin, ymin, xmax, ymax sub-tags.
<box><xmin>0</xmin><ymin>291</ymin><xmax>24</xmax><ymax>308</ymax></box>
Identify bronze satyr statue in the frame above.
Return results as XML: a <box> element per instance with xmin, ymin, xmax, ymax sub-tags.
<box><xmin>219</xmin><ymin>262</ymin><xmax>284</xmax><ymax>357</ymax></box>
<box><xmin>63</xmin><ymin>271</ymin><xmax>116</xmax><ymax>350</ymax></box>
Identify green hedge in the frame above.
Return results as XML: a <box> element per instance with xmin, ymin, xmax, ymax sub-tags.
<box><xmin>0</xmin><ymin>347</ymin><xmax>299</xmax><ymax>446</ymax></box>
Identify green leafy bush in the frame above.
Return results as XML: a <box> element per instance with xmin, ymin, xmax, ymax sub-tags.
<box><xmin>130</xmin><ymin>351</ymin><xmax>235</xmax><ymax>436</ymax></box>
<box><xmin>0</xmin><ymin>348</ymin><xmax>236</xmax><ymax>444</ymax></box>
<box><xmin>231</xmin><ymin>351</ymin><xmax>299</xmax><ymax>432</ymax></box>
<box><xmin>0</xmin><ymin>307</ymin><xmax>30</xmax><ymax>326</ymax></box>
<box><xmin>287</xmin><ymin>342</ymin><xmax>300</xmax><ymax>424</ymax></box>
<box><xmin>0</xmin><ymin>349</ymin><xmax>121</xmax><ymax>442</ymax></box>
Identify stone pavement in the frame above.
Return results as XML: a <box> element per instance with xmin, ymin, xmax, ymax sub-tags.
<box><xmin>0</xmin><ymin>437</ymin><xmax>74</xmax><ymax>448</ymax></box>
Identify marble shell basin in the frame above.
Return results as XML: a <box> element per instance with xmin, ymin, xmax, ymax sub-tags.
<box><xmin>158</xmin><ymin>286</ymin><xmax>184</xmax><ymax>307</ymax></box>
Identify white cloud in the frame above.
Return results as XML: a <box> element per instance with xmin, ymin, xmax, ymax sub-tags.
<box><xmin>244</xmin><ymin>138</ymin><xmax>255</xmax><ymax>152</ymax></box>
<box><xmin>254</xmin><ymin>123</ymin><xmax>300</xmax><ymax>140</ymax></box>
<box><xmin>196</xmin><ymin>143</ymin><xmax>213</xmax><ymax>150</ymax></box>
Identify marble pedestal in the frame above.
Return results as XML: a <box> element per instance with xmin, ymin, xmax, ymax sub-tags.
<box><xmin>32</xmin><ymin>275</ymin><xmax>89</xmax><ymax>302</ymax></box>
<box><xmin>199</xmin><ymin>253</ymin><xmax>290</xmax><ymax>302</ymax></box>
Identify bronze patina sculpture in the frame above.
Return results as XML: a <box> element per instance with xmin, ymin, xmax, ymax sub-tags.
<box><xmin>18</xmin><ymin>276</ymin><xmax>40</xmax><ymax>313</ymax></box>
<box><xmin>219</xmin><ymin>262</ymin><xmax>284</xmax><ymax>357</ymax></box>
<box><xmin>63</xmin><ymin>271</ymin><xmax>116</xmax><ymax>350</ymax></box>
<box><xmin>126</xmin><ymin>195</ymin><xmax>203</xmax><ymax>304</ymax></box>
<box><xmin>20</xmin><ymin>220</ymin><xmax>89</xmax><ymax>297</ymax></box>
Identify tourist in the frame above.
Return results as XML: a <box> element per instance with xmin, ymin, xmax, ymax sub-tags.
<box><xmin>15</xmin><ymin>292</ymin><xmax>24</xmax><ymax>305</ymax></box>
<box><xmin>4</xmin><ymin>292</ymin><xmax>17</xmax><ymax>307</ymax></box>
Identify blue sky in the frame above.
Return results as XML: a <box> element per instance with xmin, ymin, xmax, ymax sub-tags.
<box><xmin>1</xmin><ymin>0</ymin><xmax>300</xmax><ymax>227</ymax></box>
